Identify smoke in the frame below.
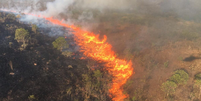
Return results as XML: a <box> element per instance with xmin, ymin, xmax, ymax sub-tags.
<box><xmin>74</xmin><ymin>0</ymin><xmax>134</xmax><ymax>11</ymax></box>
<box><xmin>0</xmin><ymin>0</ymin><xmax>135</xmax><ymax>16</ymax></box>
<box><xmin>1</xmin><ymin>0</ymin><xmax>201</xmax><ymax>18</ymax></box>
<box><xmin>41</xmin><ymin>0</ymin><xmax>74</xmax><ymax>17</ymax></box>
<box><xmin>2</xmin><ymin>0</ymin><xmax>201</xmax><ymax>36</ymax></box>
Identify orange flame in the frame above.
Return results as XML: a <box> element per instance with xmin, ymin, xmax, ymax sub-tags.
<box><xmin>43</xmin><ymin>17</ymin><xmax>134</xmax><ymax>101</ymax></box>
<box><xmin>1</xmin><ymin>10</ymin><xmax>134</xmax><ymax>101</ymax></box>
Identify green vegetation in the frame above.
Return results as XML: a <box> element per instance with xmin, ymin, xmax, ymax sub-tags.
<box><xmin>193</xmin><ymin>80</ymin><xmax>201</xmax><ymax>99</ymax></box>
<box><xmin>195</xmin><ymin>73</ymin><xmax>201</xmax><ymax>80</ymax></box>
<box><xmin>161</xmin><ymin>81</ymin><xmax>178</xmax><ymax>96</ymax></box>
<box><xmin>169</xmin><ymin>70</ymin><xmax>189</xmax><ymax>85</ymax></box>
<box><xmin>81</xmin><ymin>70</ymin><xmax>110</xmax><ymax>101</ymax></box>
<box><xmin>192</xmin><ymin>73</ymin><xmax>201</xmax><ymax>100</ymax></box>
<box><xmin>28</xmin><ymin>95</ymin><xmax>36</xmax><ymax>100</ymax></box>
<box><xmin>32</xmin><ymin>24</ymin><xmax>37</xmax><ymax>33</ymax></box>
<box><xmin>6</xmin><ymin>13</ymin><xmax>16</xmax><ymax>20</ymax></box>
<box><xmin>15</xmin><ymin>28</ymin><xmax>30</xmax><ymax>48</ymax></box>
<box><xmin>52</xmin><ymin>37</ymin><xmax>69</xmax><ymax>51</ymax></box>
<box><xmin>194</xmin><ymin>80</ymin><xmax>201</xmax><ymax>87</ymax></box>
<box><xmin>62</xmin><ymin>51</ymin><xmax>72</xmax><ymax>57</ymax></box>
<box><xmin>164</xmin><ymin>61</ymin><xmax>169</xmax><ymax>68</ymax></box>
<box><xmin>161</xmin><ymin>69</ymin><xmax>189</xmax><ymax>98</ymax></box>
<box><xmin>9</xmin><ymin>42</ymin><xmax>13</xmax><ymax>48</ymax></box>
<box><xmin>180</xmin><ymin>31</ymin><xmax>199</xmax><ymax>41</ymax></box>
<box><xmin>131</xmin><ymin>96</ymin><xmax>136</xmax><ymax>101</ymax></box>
<box><xmin>2</xmin><ymin>3</ymin><xmax>201</xmax><ymax>101</ymax></box>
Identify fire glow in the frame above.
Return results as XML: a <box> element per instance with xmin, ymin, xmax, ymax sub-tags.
<box><xmin>45</xmin><ymin>17</ymin><xmax>134</xmax><ymax>101</ymax></box>
<box><xmin>2</xmin><ymin>9</ymin><xmax>134</xmax><ymax>101</ymax></box>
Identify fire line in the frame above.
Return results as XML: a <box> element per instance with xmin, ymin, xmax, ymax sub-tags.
<box><xmin>1</xmin><ymin>9</ymin><xmax>134</xmax><ymax>101</ymax></box>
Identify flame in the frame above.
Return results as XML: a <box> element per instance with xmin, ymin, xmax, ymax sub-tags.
<box><xmin>44</xmin><ymin>17</ymin><xmax>134</xmax><ymax>101</ymax></box>
<box><xmin>1</xmin><ymin>9</ymin><xmax>134</xmax><ymax>101</ymax></box>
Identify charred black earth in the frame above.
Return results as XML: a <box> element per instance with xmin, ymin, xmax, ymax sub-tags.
<box><xmin>0</xmin><ymin>12</ymin><xmax>111</xmax><ymax>101</ymax></box>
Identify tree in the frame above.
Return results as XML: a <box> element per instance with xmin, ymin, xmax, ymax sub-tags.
<box><xmin>195</xmin><ymin>73</ymin><xmax>201</xmax><ymax>80</ymax></box>
<box><xmin>32</xmin><ymin>24</ymin><xmax>37</xmax><ymax>33</ymax></box>
<box><xmin>52</xmin><ymin>37</ymin><xmax>69</xmax><ymax>51</ymax></box>
<box><xmin>15</xmin><ymin>28</ymin><xmax>30</xmax><ymax>48</ymax></box>
<box><xmin>6</xmin><ymin>13</ymin><xmax>16</xmax><ymax>20</ymax></box>
<box><xmin>161</xmin><ymin>81</ymin><xmax>177</xmax><ymax>96</ymax></box>
<box><xmin>193</xmin><ymin>80</ymin><xmax>201</xmax><ymax>99</ymax></box>
<box><xmin>81</xmin><ymin>69</ymin><xmax>110</xmax><ymax>101</ymax></box>
<box><xmin>169</xmin><ymin>70</ymin><xmax>189</xmax><ymax>85</ymax></box>
<box><xmin>193</xmin><ymin>73</ymin><xmax>201</xmax><ymax>100</ymax></box>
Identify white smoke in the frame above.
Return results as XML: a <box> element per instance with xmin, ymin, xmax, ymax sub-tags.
<box><xmin>41</xmin><ymin>0</ymin><xmax>74</xmax><ymax>17</ymax></box>
<box><xmin>74</xmin><ymin>0</ymin><xmax>133</xmax><ymax>10</ymax></box>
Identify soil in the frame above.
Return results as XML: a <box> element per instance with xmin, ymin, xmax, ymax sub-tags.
<box><xmin>0</xmin><ymin>12</ymin><xmax>96</xmax><ymax>101</ymax></box>
<box><xmin>2</xmin><ymin>9</ymin><xmax>201</xmax><ymax>101</ymax></box>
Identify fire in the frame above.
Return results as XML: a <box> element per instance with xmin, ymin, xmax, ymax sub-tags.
<box><xmin>44</xmin><ymin>17</ymin><xmax>134</xmax><ymax>101</ymax></box>
<box><xmin>1</xmin><ymin>10</ymin><xmax>134</xmax><ymax>101</ymax></box>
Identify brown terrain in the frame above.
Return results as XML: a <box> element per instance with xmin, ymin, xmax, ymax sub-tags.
<box><xmin>1</xmin><ymin>1</ymin><xmax>201</xmax><ymax>101</ymax></box>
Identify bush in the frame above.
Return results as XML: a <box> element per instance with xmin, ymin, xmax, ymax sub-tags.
<box><xmin>180</xmin><ymin>31</ymin><xmax>199</xmax><ymax>40</ymax></box>
<box><xmin>195</xmin><ymin>73</ymin><xmax>201</xmax><ymax>80</ymax></box>
<box><xmin>62</xmin><ymin>51</ymin><xmax>72</xmax><ymax>57</ymax></box>
<box><xmin>93</xmin><ymin>70</ymin><xmax>102</xmax><ymax>78</ymax></box>
<box><xmin>52</xmin><ymin>37</ymin><xmax>69</xmax><ymax>51</ymax></box>
<box><xmin>169</xmin><ymin>70</ymin><xmax>189</xmax><ymax>85</ymax></box>
<box><xmin>161</xmin><ymin>81</ymin><xmax>177</xmax><ymax>96</ymax></box>
<box><xmin>6</xmin><ymin>13</ymin><xmax>16</xmax><ymax>20</ymax></box>
<box><xmin>28</xmin><ymin>95</ymin><xmax>36</xmax><ymax>100</ymax></box>
<box><xmin>15</xmin><ymin>28</ymin><xmax>30</xmax><ymax>48</ymax></box>
<box><xmin>32</xmin><ymin>24</ymin><xmax>37</xmax><ymax>33</ymax></box>
<box><xmin>193</xmin><ymin>80</ymin><xmax>201</xmax><ymax>99</ymax></box>
<box><xmin>81</xmin><ymin>70</ymin><xmax>110</xmax><ymax>101</ymax></box>
<box><xmin>194</xmin><ymin>80</ymin><xmax>201</xmax><ymax>87</ymax></box>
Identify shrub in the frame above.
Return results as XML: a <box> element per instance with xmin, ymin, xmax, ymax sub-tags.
<box><xmin>161</xmin><ymin>81</ymin><xmax>177</xmax><ymax>96</ymax></box>
<box><xmin>9</xmin><ymin>42</ymin><xmax>13</xmax><ymax>48</ymax></box>
<box><xmin>28</xmin><ymin>95</ymin><xmax>36</xmax><ymax>100</ymax></box>
<box><xmin>62</xmin><ymin>51</ymin><xmax>72</xmax><ymax>57</ymax></box>
<box><xmin>169</xmin><ymin>70</ymin><xmax>189</xmax><ymax>85</ymax></box>
<box><xmin>193</xmin><ymin>80</ymin><xmax>201</xmax><ymax>99</ymax></box>
<box><xmin>93</xmin><ymin>70</ymin><xmax>102</xmax><ymax>78</ymax></box>
<box><xmin>52</xmin><ymin>37</ymin><xmax>69</xmax><ymax>51</ymax></box>
<box><xmin>15</xmin><ymin>28</ymin><xmax>30</xmax><ymax>48</ymax></box>
<box><xmin>32</xmin><ymin>24</ymin><xmax>37</xmax><ymax>33</ymax></box>
<box><xmin>194</xmin><ymin>80</ymin><xmax>201</xmax><ymax>87</ymax></box>
<box><xmin>6</xmin><ymin>13</ymin><xmax>16</xmax><ymax>20</ymax></box>
<box><xmin>195</xmin><ymin>73</ymin><xmax>201</xmax><ymax>80</ymax></box>
<box><xmin>180</xmin><ymin>31</ymin><xmax>199</xmax><ymax>40</ymax></box>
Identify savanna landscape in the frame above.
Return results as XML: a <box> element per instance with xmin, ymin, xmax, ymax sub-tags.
<box><xmin>1</xmin><ymin>0</ymin><xmax>201</xmax><ymax>101</ymax></box>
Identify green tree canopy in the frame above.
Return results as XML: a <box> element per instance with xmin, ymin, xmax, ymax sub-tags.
<box><xmin>6</xmin><ymin>13</ymin><xmax>16</xmax><ymax>20</ymax></box>
<box><xmin>195</xmin><ymin>73</ymin><xmax>201</xmax><ymax>80</ymax></box>
<box><xmin>15</xmin><ymin>28</ymin><xmax>29</xmax><ymax>44</ymax></box>
<box><xmin>52</xmin><ymin>37</ymin><xmax>69</xmax><ymax>51</ymax></box>
<box><xmin>161</xmin><ymin>81</ymin><xmax>177</xmax><ymax>96</ymax></box>
<box><xmin>169</xmin><ymin>70</ymin><xmax>189</xmax><ymax>85</ymax></box>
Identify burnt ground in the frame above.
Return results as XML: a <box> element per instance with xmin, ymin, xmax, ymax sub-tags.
<box><xmin>0</xmin><ymin>12</ymin><xmax>111</xmax><ymax>101</ymax></box>
<box><xmin>2</xmin><ymin>9</ymin><xmax>201</xmax><ymax>101</ymax></box>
